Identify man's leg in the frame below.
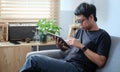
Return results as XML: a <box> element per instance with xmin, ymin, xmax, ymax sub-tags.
<box><xmin>20</xmin><ymin>54</ymin><xmax>79</xmax><ymax>72</ymax></box>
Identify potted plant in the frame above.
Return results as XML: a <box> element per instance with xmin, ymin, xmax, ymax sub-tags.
<box><xmin>37</xmin><ymin>18</ymin><xmax>61</xmax><ymax>42</ymax></box>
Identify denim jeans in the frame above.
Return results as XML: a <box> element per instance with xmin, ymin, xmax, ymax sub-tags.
<box><xmin>20</xmin><ymin>54</ymin><xmax>81</xmax><ymax>72</ymax></box>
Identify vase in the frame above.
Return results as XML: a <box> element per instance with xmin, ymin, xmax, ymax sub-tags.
<box><xmin>40</xmin><ymin>34</ymin><xmax>47</xmax><ymax>42</ymax></box>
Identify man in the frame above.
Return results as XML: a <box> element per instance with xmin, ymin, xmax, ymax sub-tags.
<box><xmin>20</xmin><ymin>3</ymin><xmax>111</xmax><ymax>72</ymax></box>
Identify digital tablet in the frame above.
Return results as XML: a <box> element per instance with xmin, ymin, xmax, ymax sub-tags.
<box><xmin>47</xmin><ymin>32</ymin><xmax>70</xmax><ymax>48</ymax></box>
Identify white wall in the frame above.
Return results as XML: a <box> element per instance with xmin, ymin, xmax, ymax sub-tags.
<box><xmin>59</xmin><ymin>0</ymin><xmax>94</xmax><ymax>39</ymax></box>
<box><xmin>59</xmin><ymin>0</ymin><xmax>120</xmax><ymax>39</ymax></box>
<box><xmin>60</xmin><ymin>0</ymin><xmax>94</xmax><ymax>11</ymax></box>
<box><xmin>94</xmin><ymin>0</ymin><xmax>120</xmax><ymax>37</ymax></box>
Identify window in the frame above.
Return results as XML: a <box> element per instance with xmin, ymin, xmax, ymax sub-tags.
<box><xmin>0</xmin><ymin>0</ymin><xmax>59</xmax><ymax>22</ymax></box>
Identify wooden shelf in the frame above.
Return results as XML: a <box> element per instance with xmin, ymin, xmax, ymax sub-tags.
<box><xmin>0</xmin><ymin>41</ymin><xmax>55</xmax><ymax>48</ymax></box>
<box><xmin>0</xmin><ymin>23</ymin><xmax>8</xmax><ymax>41</ymax></box>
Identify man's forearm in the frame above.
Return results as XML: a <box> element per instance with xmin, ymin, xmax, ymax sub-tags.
<box><xmin>83</xmin><ymin>48</ymin><xmax>106</xmax><ymax>67</ymax></box>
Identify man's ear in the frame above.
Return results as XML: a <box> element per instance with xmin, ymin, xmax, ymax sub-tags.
<box><xmin>89</xmin><ymin>14</ymin><xmax>94</xmax><ymax>21</ymax></box>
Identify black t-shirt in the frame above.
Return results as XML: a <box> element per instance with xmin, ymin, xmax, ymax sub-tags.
<box><xmin>64</xmin><ymin>29</ymin><xmax>111</xmax><ymax>72</ymax></box>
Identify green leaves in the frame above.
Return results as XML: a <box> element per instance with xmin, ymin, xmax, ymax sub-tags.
<box><xmin>37</xmin><ymin>18</ymin><xmax>61</xmax><ymax>35</ymax></box>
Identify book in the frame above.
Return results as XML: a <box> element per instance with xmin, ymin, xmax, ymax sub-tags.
<box><xmin>47</xmin><ymin>32</ymin><xmax>70</xmax><ymax>48</ymax></box>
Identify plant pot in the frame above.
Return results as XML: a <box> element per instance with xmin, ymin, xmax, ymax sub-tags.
<box><xmin>40</xmin><ymin>34</ymin><xmax>47</xmax><ymax>42</ymax></box>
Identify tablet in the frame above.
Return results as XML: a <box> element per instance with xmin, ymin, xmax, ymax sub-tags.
<box><xmin>47</xmin><ymin>32</ymin><xmax>70</xmax><ymax>48</ymax></box>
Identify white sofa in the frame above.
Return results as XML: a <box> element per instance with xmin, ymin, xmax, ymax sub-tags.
<box><xmin>28</xmin><ymin>36</ymin><xmax>120</xmax><ymax>72</ymax></box>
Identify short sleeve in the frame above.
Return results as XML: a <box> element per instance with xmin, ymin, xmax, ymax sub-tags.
<box><xmin>97</xmin><ymin>33</ymin><xmax>111</xmax><ymax>58</ymax></box>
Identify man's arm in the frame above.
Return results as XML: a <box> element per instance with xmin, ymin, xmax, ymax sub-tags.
<box><xmin>83</xmin><ymin>48</ymin><xmax>106</xmax><ymax>67</ymax></box>
<box><xmin>67</xmin><ymin>37</ymin><xmax>106</xmax><ymax>67</ymax></box>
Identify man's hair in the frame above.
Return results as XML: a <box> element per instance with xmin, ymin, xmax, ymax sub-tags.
<box><xmin>74</xmin><ymin>3</ymin><xmax>97</xmax><ymax>22</ymax></box>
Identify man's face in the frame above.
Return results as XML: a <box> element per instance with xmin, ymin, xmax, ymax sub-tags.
<box><xmin>76</xmin><ymin>15</ymin><xmax>92</xmax><ymax>30</ymax></box>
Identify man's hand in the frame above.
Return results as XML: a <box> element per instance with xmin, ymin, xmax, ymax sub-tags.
<box><xmin>67</xmin><ymin>37</ymin><xmax>84</xmax><ymax>49</ymax></box>
<box><xmin>54</xmin><ymin>36</ymin><xmax>68</xmax><ymax>50</ymax></box>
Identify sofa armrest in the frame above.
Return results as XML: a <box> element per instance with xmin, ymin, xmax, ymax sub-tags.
<box><xmin>27</xmin><ymin>49</ymin><xmax>66</xmax><ymax>59</ymax></box>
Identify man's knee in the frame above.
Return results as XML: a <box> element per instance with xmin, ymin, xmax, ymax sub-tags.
<box><xmin>26</xmin><ymin>53</ymin><xmax>46</xmax><ymax>61</ymax></box>
<box><xmin>26</xmin><ymin>51</ymin><xmax>47</xmax><ymax>58</ymax></box>
<box><xmin>26</xmin><ymin>52</ymin><xmax>34</xmax><ymax>58</ymax></box>
<box><xmin>26</xmin><ymin>51</ymin><xmax>41</xmax><ymax>58</ymax></box>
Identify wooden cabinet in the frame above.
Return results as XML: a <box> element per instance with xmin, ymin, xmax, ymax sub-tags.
<box><xmin>0</xmin><ymin>46</ymin><xmax>32</xmax><ymax>72</ymax></box>
<box><xmin>0</xmin><ymin>41</ymin><xmax>55</xmax><ymax>72</ymax></box>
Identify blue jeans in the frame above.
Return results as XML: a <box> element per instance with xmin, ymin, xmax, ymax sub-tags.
<box><xmin>20</xmin><ymin>54</ymin><xmax>82</xmax><ymax>72</ymax></box>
